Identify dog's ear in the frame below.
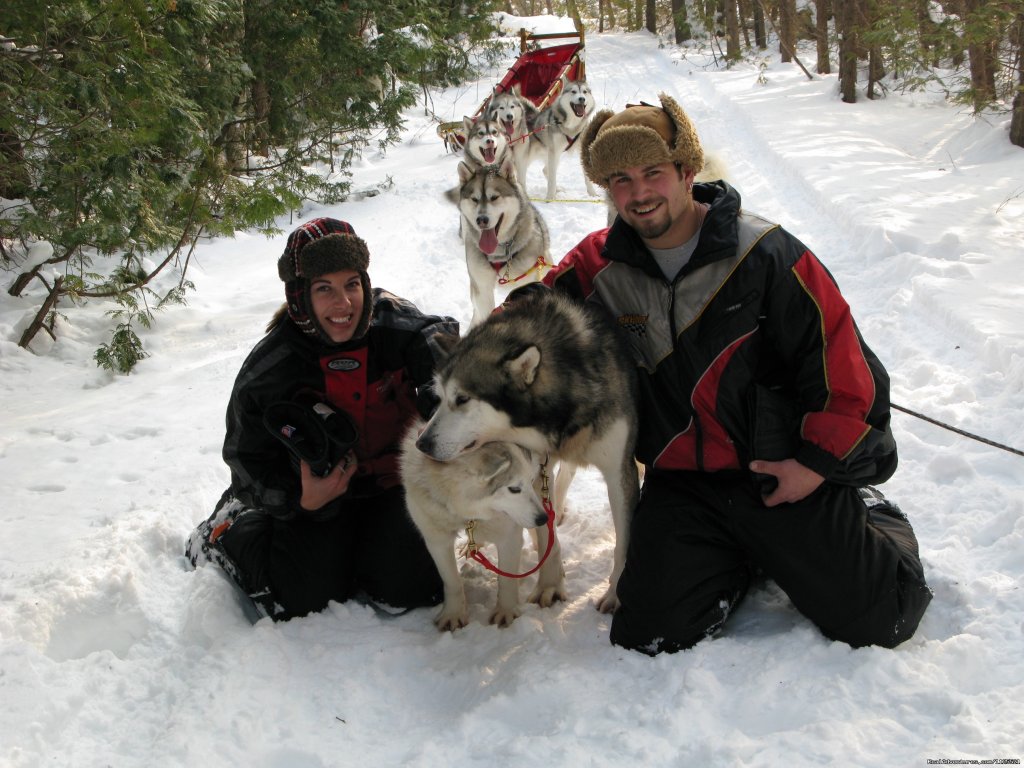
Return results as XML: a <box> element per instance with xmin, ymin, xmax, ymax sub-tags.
<box><xmin>504</xmin><ymin>345</ymin><xmax>540</xmax><ymax>390</ymax></box>
<box><xmin>497</xmin><ymin>157</ymin><xmax>517</xmax><ymax>183</ymax></box>
<box><xmin>457</xmin><ymin>161</ymin><xmax>475</xmax><ymax>185</ymax></box>
<box><xmin>481</xmin><ymin>450</ymin><xmax>513</xmax><ymax>485</ymax></box>
<box><xmin>462</xmin><ymin>115</ymin><xmax>475</xmax><ymax>132</ymax></box>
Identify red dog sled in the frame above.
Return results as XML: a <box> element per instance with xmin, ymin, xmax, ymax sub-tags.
<box><xmin>438</xmin><ymin>28</ymin><xmax>586</xmax><ymax>153</ymax></box>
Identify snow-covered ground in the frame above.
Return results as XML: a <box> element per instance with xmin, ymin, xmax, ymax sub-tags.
<box><xmin>2</xmin><ymin>15</ymin><xmax>1022</xmax><ymax>767</ymax></box>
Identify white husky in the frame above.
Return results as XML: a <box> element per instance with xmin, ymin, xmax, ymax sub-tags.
<box><xmin>400</xmin><ymin>419</ymin><xmax>549</xmax><ymax>631</ymax></box>
<box><xmin>528</xmin><ymin>76</ymin><xmax>598</xmax><ymax>200</ymax></box>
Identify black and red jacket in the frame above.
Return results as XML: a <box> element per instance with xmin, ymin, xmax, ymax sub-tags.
<box><xmin>541</xmin><ymin>181</ymin><xmax>897</xmax><ymax>483</ymax></box>
<box><xmin>222</xmin><ymin>288</ymin><xmax>458</xmax><ymax>520</ymax></box>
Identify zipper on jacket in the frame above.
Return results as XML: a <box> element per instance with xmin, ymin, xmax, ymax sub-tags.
<box><xmin>668</xmin><ymin>276</ymin><xmax>705</xmax><ymax>472</ymax></box>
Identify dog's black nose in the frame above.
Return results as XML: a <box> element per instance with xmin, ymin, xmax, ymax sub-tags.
<box><xmin>533</xmin><ymin>509</ymin><xmax>549</xmax><ymax>527</ymax></box>
<box><xmin>415</xmin><ymin>433</ymin><xmax>434</xmax><ymax>454</ymax></box>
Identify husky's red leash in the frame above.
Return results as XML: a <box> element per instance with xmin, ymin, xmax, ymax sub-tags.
<box><xmin>506</xmin><ymin>124</ymin><xmax>547</xmax><ymax>146</ymax></box>
<box><xmin>464</xmin><ymin>503</ymin><xmax>556</xmax><ymax>578</ymax></box>
<box><xmin>462</xmin><ymin>461</ymin><xmax>556</xmax><ymax>579</ymax></box>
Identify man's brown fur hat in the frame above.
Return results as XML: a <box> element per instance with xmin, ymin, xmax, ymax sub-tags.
<box><xmin>580</xmin><ymin>93</ymin><xmax>704</xmax><ymax>188</ymax></box>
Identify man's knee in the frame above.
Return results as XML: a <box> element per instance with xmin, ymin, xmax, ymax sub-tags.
<box><xmin>610</xmin><ymin>567</ymin><xmax>751</xmax><ymax>655</ymax></box>
<box><xmin>816</xmin><ymin>499</ymin><xmax>932</xmax><ymax>648</ymax></box>
<box><xmin>823</xmin><ymin>557</ymin><xmax>932</xmax><ymax>648</ymax></box>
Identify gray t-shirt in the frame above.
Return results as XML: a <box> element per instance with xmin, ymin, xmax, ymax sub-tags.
<box><xmin>650</xmin><ymin>241</ymin><xmax>696</xmax><ymax>281</ymax></box>
<box><xmin>647</xmin><ymin>202</ymin><xmax>708</xmax><ymax>281</ymax></box>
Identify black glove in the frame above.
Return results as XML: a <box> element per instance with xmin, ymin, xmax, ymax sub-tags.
<box><xmin>263</xmin><ymin>401</ymin><xmax>358</xmax><ymax>477</ymax></box>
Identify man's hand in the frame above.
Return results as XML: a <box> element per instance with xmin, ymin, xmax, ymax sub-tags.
<box><xmin>299</xmin><ymin>452</ymin><xmax>358</xmax><ymax>512</ymax></box>
<box><xmin>749</xmin><ymin>458</ymin><xmax>824</xmax><ymax>507</ymax></box>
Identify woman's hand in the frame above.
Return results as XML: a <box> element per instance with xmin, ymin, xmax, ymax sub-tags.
<box><xmin>299</xmin><ymin>452</ymin><xmax>358</xmax><ymax>512</ymax></box>
<box><xmin>749</xmin><ymin>458</ymin><xmax>824</xmax><ymax>507</ymax></box>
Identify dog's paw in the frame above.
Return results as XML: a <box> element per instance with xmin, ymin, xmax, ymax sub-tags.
<box><xmin>489</xmin><ymin>604</ymin><xmax>521</xmax><ymax>628</ymax></box>
<box><xmin>595</xmin><ymin>587</ymin><xmax>620</xmax><ymax>614</ymax></box>
<box><xmin>528</xmin><ymin>582</ymin><xmax>567</xmax><ymax>608</ymax></box>
<box><xmin>434</xmin><ymin>606</ymin><xmax>469</xmax><ymax>632</ymax></box>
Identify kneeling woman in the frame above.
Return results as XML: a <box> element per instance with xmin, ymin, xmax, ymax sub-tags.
<box><xmin>186</xmin><ymin>218</ymin><xmax>457</xmax><ymax>620</ymax></box>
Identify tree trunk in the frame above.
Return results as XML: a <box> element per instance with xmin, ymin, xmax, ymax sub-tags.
<box><xmin>836</xmin><ymin>0</ymin><xmax>858</xmax><ymax>103</ymax></box>
<box><xmin>565</xmin><ymin>0</ymin><xmax>585</xmax><ymax>39</ymax></box>
<box><xmin>251</xmin><ymin>80</ymin><xmax>272</xmax><ymax>157</ymax></box>
<box><xmin>963</xmin><ymin>0</ymin><xmax>997</xmax><ymax>109</ymax></box>
<box><xmin>867</xmin><ymin>45</ymin><xmax>881</xmax><ymax>98</ymax></box>
<box><xmin>815</xmin><ymin>0</ymin><xmax>831</xmax><ymax>74</ymax></box>
<box><xmin>866</xmin><ymin>0</ymin><xmax>885</xmax><ymax>97</ymax></box>
<box><xmin>1011</xmin><ymin>14</ymin><xmax>1024</xmax><ymax>147</ymax></box>
<box><xmin>738</xmin><ymin>0</ymin><xmax>752</xmax><ymax>48</ymax></box>
<box><xmin>0</xmin><ymin>130</ymin><xmax>30</xmax><ymax>199</ymax></box>
<box><xmin>672</xmin><ymin>0</ymin><xmax>691</xmax><ymax>42</ymax></box>
<box><xmin>18</xmin><ymin>276</ymin><xmax>63</xmax><ymax>351</ymax></box>
<box><xmin>779</xmin><ymin>0</ymin><xmax>796</xmax><ymax>63</ymax></box>
<box><xmin>915</xmin><ymin>0</ymin><xmax>939</xmax><ymax>66</ymax></box>
<box><xmin>725</xmin><ymin>0</ymin><xmax>741</xmax><ymax>60</ymax></box>
<box><xmin>753</xmin><ymin>0</ymin><xmax>767</xmax><ymax>48</ymax></box>
<box><xmin>646</xmin><ymin>0</ymin><xmax>657</xmax><ymax>33</ymax></box>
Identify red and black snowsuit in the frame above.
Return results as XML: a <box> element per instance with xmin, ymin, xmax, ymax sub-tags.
<box><xmin>212</xmin><ymin>289</ymin><xmax>457</xmax><ymax>619</ymax></box>
<box><xmin>540</xmin><ymin>181</ymin><xmax>930</xmax><ymax>652</ymax></box>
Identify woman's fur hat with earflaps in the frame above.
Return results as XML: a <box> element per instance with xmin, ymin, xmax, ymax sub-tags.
<box><xmin>580</xmin><ymin>92</ymin><xmax>705</xmax><ymax>189</ymax></box>
<box><xmin>276</xmin><ymin>218</ymin><xmax>373</xmax><ymax>343</ymax></box>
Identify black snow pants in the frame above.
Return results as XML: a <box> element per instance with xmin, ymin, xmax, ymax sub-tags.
<box><xmin>609</xmin><ymin>470</ymin><xmax>932</xmax><ymax>654</ymax></box>
<box><xmin>214</xmin><ymin>485</ymin><xmax>442</xmax><ymax>621</ymax></box>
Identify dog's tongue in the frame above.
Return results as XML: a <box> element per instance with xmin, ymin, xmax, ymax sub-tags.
<box><xmin>572</xmin><ymin>102</ymin><xmax>586</xmax><ymax>117</ymax></box>
<box><xmin>478</xmin><ymin>227</ymin><xmax>498</xmax><ymax>255</ymax></box>
<box><xmin>502</xmin><ymin>120</ymin><xmax>514</xmax><ymax>137</ymax></box>
<box><xmin>483</xmin><ymin>147</ymin><xmax>496</xmax><ymax>163</ymax></box>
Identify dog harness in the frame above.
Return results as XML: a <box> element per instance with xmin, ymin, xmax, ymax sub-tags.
<box><xmin>461</xmin><ymin>460</ymin><xmax>557</xmax><ymax>579</ymax></box>
<box><xmin>493</xmin><ymin>253</ymin><xmax>550</xmax><ymax>285</ymax></box>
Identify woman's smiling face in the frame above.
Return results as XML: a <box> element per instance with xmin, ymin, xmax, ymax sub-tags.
<box><xmin>309</xmin><ymin>269</ymin><xmax>364</xmax><ymax>343</ymax></box>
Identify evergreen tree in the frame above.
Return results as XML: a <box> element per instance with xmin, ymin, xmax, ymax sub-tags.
<box><xmin>1</xmin><ymin>0</ymin><xmax>500</xmax><ymax>372</ymax></box>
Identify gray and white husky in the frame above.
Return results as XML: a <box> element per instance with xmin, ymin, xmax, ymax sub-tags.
<box><xmin>415</xmin><ymin>289</ymin><xmax>640</xmax><ymax>613</ymax></box>
<box><xmin>446</xmin><ymin>157</ymin><xmax>550</xmax><ymax>327</ymax></box>
<box><xmin>486</xmin><ymin>85</ymin><xmax>536</xmax><ymax>189</ymax></box>
<box><xmin>401</xmin><ymin>419</ymin><xmax>549</xmax><ymax>631</ymax></box>
<box><xmin>528</xmin><ymin>75</ymin><xmax>598</xmax><ymax>200</ymax></box>
<box><xmin>461</xmin><ymin>115</ymin><xmax>510</xmax><ymax>170</ymax></box>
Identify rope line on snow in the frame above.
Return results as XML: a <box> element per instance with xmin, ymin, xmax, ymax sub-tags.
<box><xmin>892</xmin><ymin>402</ymin><xmax>1024</xmax><ymax>458</ymax></box>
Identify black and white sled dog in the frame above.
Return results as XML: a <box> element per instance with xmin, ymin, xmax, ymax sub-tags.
<box><xmin>461</xmin><ymin>115</ymin><xmax>510</xmax><ymax>170</ymax></box>
<box><xmin>446</xmin><ymin>157</ymin><xmax>550</xmax><ymax>327</ymax></box>
<box><xmin>486</xmin><ymin>85</ymin><xmax>535</xmax><ymax>188</ymax></box>
<box><xmin>528</xmin><ymin>76</ymin><xmax>598</xmax><ymax>200</ymax></box>
<box><xmin>415</xmin><ymin>289</ymin><xmax>640</xmax><ymax>613</ymax></box>
<box><xmin>400</xmin><ymin>419</ymin><xmax>549</xmax><ymax>631</ymax></box>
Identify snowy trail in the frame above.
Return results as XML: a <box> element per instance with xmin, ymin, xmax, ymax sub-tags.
<box><xmin>1</xmin><ymin>22</ymin><xmax>1022</xmax><ymax>768</ymax></box>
